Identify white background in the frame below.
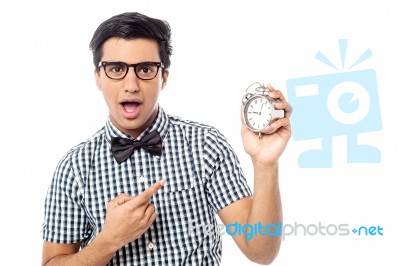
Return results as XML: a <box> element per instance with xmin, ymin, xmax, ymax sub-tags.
<box><xmin>1</xmin><ymin>0</ymin><xmax>399</xmax><ymax>265</ymax></box>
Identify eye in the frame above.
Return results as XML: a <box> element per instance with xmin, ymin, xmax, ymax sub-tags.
<box><xmin>107</xmin><ymin>63</ymin><xmax>126</xmax><ymax>73</ymax></box>
<box><xmin>137</xmin><ymin>63</ymin><xmax>156</xmax><ymax>74</ymax></box>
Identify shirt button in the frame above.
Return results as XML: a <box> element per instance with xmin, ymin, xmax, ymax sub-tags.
<box><xmin>138</xmin><ymin>176</ymin><xmax>146</xmax><ymax>183</ymax></box>
<box><xmin>147</xmin><ymin>242</ymin><xmax>155</xmax><ymax>250</ymax></box>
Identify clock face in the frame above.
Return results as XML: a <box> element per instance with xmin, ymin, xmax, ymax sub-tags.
<box><xmin>244</xmin><ymin>96</ymin><xmax>273</xmax><ymax>131</ymax></box>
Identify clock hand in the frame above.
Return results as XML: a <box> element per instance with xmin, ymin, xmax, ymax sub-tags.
<box><xmin>259</xmin><ymin>103</ymin><xmax>264</xmax><ymax>113</ymax></box>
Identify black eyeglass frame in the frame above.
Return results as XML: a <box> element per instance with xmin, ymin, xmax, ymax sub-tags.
<box><xmin>98</xmin><ymin>61</ymin><xmax>164</xmax><ymax>80</ymax></box>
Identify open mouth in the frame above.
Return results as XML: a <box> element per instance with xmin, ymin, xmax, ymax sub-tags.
<box><xmin>121</xmin><ymin>100</ymin><xmax>141</xmax><ymax>113</ymax></box>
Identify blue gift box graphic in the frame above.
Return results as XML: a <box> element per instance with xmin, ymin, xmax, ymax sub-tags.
<box><xmin>287</xmin><ymin>40</ymin><xmax>382</xmax><ymax>168</ymax></box>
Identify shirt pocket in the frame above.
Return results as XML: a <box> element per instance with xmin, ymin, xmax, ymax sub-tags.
<box><xmin>153</xmin><ymin>149</ymin><xmax>199</xmax><ymax>193</ymax></box>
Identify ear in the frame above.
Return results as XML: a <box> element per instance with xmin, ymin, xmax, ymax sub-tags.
<box><xmin>94</xmin><ymin>69</ymin><xmax>101</xmax><ymax>90</ymax></box>
<box><xmin>161</xmin><ymin>69</ymin><xmax>169</xmax><ymax>90</ymax></box>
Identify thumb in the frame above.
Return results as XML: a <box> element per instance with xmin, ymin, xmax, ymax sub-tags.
<box><xmin>110</xmin><ymin>193</ymin><xmax>134</xmax><ymax>207</ymax></box>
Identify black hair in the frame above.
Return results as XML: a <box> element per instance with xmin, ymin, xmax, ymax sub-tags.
<box><xmin>89</xmin><ymin>12</ymin><xmax>172</xmax><ymax>70</ymax></box>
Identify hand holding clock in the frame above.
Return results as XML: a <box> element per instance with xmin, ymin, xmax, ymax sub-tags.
<box><xmin>241</xmin><ymin>84</ymin><xmax>292</xmax><ymax>166</ymax></box>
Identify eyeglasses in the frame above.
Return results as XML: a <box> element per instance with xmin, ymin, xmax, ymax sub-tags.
<box><xmin>98</xmin><ymin>61</ymin><xmax>164</xmax><ymax>80</ymax></box>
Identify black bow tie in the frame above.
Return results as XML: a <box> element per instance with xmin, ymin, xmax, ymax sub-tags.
<box><xmin>111</xmin><ymin>130</ymin><xmax>162</xmax><ymax>163</ymax></box>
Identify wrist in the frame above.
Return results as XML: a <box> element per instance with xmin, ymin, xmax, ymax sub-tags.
<box><xmin>251</xmin><ymin>159</ymin><xmax>279</xmax><ymax>183</ymax></box>
<box><xmin>251</xmin><ymin>158</ymin><xmax>279</xmax><ymax>172</ymax></box>
<box><xmin>96</xmin><ymin>229</ymin><xmax>122</xmax><ymax>254</ymax></box>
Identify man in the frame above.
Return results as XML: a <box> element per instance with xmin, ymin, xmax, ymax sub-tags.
<box><xmin>41</xmin><ymin>12</ymin><xmax>291</xmax><ymax>265</ymax></box>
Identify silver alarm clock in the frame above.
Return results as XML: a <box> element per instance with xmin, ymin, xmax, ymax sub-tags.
<box><xmin>242</xmin><ymin>82</ymin><xmax>285</xmax><ymax>134</ymax></box>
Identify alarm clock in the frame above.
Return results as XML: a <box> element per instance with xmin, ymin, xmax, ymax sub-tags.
<box><xmin>242</xmin><ymin>82</ymin><xmax>285</xmax><ymax>134</ymax></box>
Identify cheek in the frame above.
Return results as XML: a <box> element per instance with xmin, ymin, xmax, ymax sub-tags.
<box><xmin>143</xmin><ymin>83</ymin><xmax>162</xmax><ymax>100</ymax></box>
<box><xmin>100</xmin><ymin>87</ymin><xmax>118</xmax><ymax>106</ymax></box>
<box><xmin>151</xmin><ymin>89</ymin><xmax>161</xmax><ymax>103</ymax></box>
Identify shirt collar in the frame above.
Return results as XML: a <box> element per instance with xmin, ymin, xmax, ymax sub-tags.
<box><xmin>105</xmin><ymin>106</ymin><xmax>170</xmax><ymax>143</ymax></box>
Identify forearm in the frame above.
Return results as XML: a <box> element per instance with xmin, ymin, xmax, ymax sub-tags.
<box><xmin>44</xmin><ymin>232</ymin><xmax>118</xmax><ymax>266</ymax></box>
<box><xmin>245</xmin><ymin>162</ymin><xmax>282</xmax><ymax>263</ymax></box>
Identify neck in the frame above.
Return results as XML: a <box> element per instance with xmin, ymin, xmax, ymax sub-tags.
<box><xmin>111</xmin><ymin>106</ymin><xmax>159</xmax><ymax>139</ymax></box>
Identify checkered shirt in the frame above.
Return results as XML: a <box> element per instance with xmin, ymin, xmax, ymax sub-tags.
<box><xmin>41</xmin><ymin>107</ymin><xmax>252</xmax><ymax>265</ymax></box>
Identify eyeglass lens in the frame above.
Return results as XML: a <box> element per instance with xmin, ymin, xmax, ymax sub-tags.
<box><xmin>103</xmin><ymin>62</ymin><xmax>161</xmax><ymax>80</ymax></box>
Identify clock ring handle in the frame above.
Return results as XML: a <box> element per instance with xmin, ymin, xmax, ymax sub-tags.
<box><xmin>245</xmin><ymin>82</ymin><xmax>270</xmax><ymax>96</ymax></box>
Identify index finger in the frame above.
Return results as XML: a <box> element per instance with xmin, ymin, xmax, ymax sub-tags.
<box><xmin>137</xmin><ymin>179</ymin><xmax>166</xmax><ymax>204</ymax></box>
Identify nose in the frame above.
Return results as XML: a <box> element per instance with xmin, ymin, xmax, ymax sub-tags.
<box><xmin>123</xmin><ymin>66</ymin><xmax>140</xmax><ymax>93</ymax></box>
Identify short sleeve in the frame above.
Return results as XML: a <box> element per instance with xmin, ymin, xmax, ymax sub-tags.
<box><xmin>203</xmin><ymin>129</ymin><xmax>252</xmax><ymax>213</ymax></box>
<box><xmin>41</xmin><ymin>151</ymin><xmax>89</xmax><ymax>243</ymax></box>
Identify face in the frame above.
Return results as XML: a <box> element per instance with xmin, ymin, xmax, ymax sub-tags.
<box><xmin>95</xmin><ymin>38</ymin><xmax>169</xmax><ymax>138</ymax></box>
